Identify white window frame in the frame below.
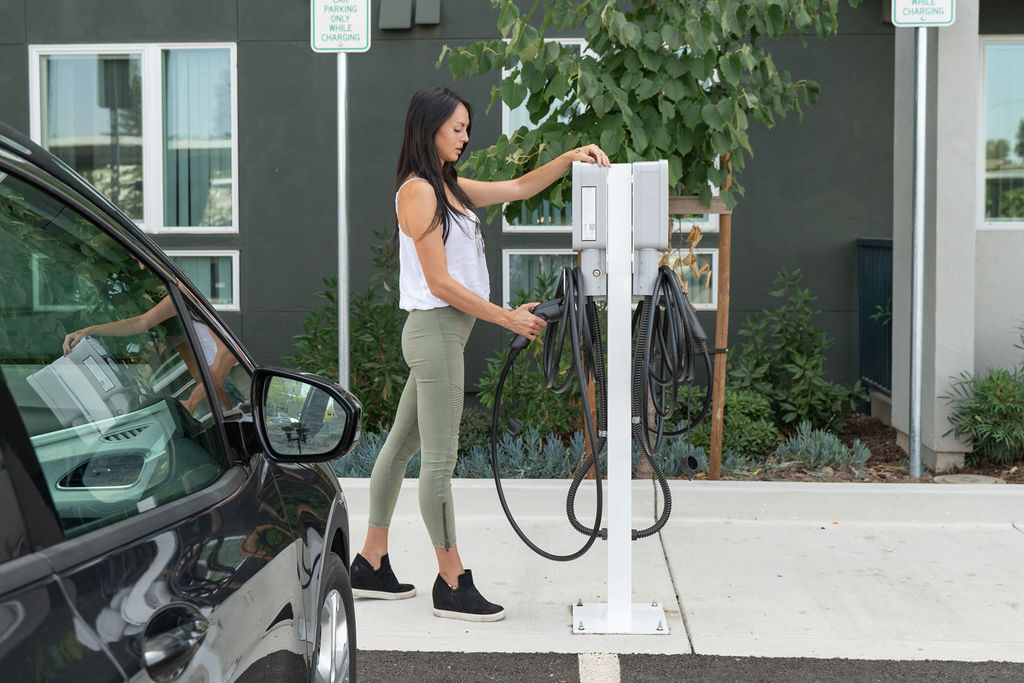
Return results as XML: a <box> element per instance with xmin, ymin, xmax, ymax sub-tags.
<box><xmin>501</xmin><ymin>248</ymin><xmax>577</xmax><ymax>308</ymax></box>
<box><xmin>501</xmin><ymin>38</ymin><xmax>591</xmax><ymax>234</ymax></box>
<box><xmin>28</xmin><ymin>43</ymin><xmax>239</xmax><ymax>235</ymax></box>
<box><xmin>978</xmin><ymin>36</ymin><xmax>1024</xmax><ymax>231</ymax></box>
<box><xmin>164</xmin><ymin>249</ymin><xmax>240</xmax><ymax>311</ymax></box>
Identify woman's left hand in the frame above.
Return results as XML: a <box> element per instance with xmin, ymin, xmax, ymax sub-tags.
<box><xmin>568</xmin><ymin>144</ymin><xmax>610</xmax><ymax>167</ymax></box>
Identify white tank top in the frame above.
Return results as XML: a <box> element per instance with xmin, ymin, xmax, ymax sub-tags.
<box><xmin>396</xmin><ymin>177</ymin><xmax>490</xmax><ymax>311</ymax></box>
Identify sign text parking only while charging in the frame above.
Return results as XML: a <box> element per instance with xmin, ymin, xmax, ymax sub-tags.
<box><xmin>892</xmin><ymin>0</ymin><xmax>955</xmax><ymax>27</ymax></box>
<box><xmin>311</xmin><ymin>0</ymin><xmax>370</xmax><ymax>52</ymax></box>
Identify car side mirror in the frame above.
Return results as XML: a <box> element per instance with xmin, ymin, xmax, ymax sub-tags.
<box><xmin>251</xmin><ymin>367</ymin><xmax>362</xmax><ymax>462</ymax></box>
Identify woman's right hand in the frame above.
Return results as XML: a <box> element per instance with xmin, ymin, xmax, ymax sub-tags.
<box><xmin>63</xmin><ymin>330</ymin><xmax>87</xmax><ymax>356</ymax></box>
<box><xmin>505</xmin><ymin>302</ymin><xmax>547</xmax><ymax>341</ymax></box>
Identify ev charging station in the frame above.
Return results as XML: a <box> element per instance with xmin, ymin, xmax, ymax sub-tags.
<box><xmin>570</xmin><ymin>160</ymin><xmax>670</xmax><ymax>635</ymax></box>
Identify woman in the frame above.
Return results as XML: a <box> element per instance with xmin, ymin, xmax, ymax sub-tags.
<box><xmin>351</xmin><ymin>86</ymin><xmax>609</xmax><ymax>622</ymax></box>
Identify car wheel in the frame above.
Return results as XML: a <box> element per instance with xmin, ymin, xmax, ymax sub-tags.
<box><xmin>314</xmin><ymin>553</ymin><xmax>356</xmax><ymax>683</ymax></box>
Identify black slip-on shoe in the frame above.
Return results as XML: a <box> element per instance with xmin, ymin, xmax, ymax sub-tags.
<box><xmin>351</xmin><ymin>553</ymin><xmax>416</xmax><ymax>599</ymax></box>
<box><xmin>432</xmin><ymin>569</ymin><xmax>505</xmax><ymax>622</ymax></box>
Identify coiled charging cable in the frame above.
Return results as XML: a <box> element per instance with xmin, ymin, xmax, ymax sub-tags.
<box><xmin>490</xmin><ymin>267</ymin><xmax>606</xmax><ymax>561</ymax></box>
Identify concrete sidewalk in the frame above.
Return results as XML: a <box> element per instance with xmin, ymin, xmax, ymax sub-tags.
<box><xmin>341</xmin><ymin>477</ymin><xmax>1024</xmax><ymax>662</ymax></box>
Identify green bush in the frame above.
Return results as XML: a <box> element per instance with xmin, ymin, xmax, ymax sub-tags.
<box><xmin>285</xmin><ymin>230</ymin><xmax>407</xmax><ymax>433</ymax></box>
<box><xmin>728</xmin><ymin>268</ymin><xmax>866</xmax><ymax>433</ymax></box>
<box><xmin>944</xmin><ymin>366</ymin><xmax>1024</xmax><ymax>466</ymax></box>
<box><xmin>772</xmin><ymin>420</ymin><xmax>870</xmax><ymax>469</ymax></box>
<box><xmin>681</xmin><ymin>386</ymin><xmax>782</xmax><ymax>459</ymax></box>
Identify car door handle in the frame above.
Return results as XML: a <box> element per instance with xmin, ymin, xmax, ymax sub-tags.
<box><xmin>142</xmin><ymin>604</ymin><xmax>209</xmax><ymax>682</ymax></box>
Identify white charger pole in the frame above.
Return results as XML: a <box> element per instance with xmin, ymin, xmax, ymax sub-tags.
<box><xmin>572</xmin><ymin>163</ymin><xmax>667</xmax><ymax>635</ymax></box>
<box><xmin>605</xmin><ymin>163</ymin><xmax>634</xmax><ymax>630</ymax></box>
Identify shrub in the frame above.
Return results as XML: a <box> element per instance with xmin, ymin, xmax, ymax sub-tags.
<box><xmin>944</xmin><ymin>366</ymin><xmax>1024</xmax><ymax>466</ymax></box>
<box><xmin>772</xmin><ymin>420</ymin><xmax>870</xmax><ymax>469</ymax></box>
<box><xmin>728</xmin><ymin>268</ymin><xmax>866</xmax><ymax>433</ymax></box>
<box><xmin>681</xmin><ymin>386</ymin><xmax>782</xmax><ymax>459</ymax></box>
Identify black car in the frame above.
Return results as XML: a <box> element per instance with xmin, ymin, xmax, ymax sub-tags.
<box><xmin>0</xmin><ymin>121</ymin><xmax>362</xmax><ymax>682</ymax></box>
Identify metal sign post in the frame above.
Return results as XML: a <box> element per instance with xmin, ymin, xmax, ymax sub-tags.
<box><xmin>310</xmin><ymin>0</ymin><xmax>370</xmax><ymax>387</ymax></box>
<box><xmin>892</xmin><ymin>0</ymin><xmax>955</xmax><ymax>478</ymax></box>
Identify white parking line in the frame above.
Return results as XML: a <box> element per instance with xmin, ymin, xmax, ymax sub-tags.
<box><xmin>578</xmin><ymin>653</ymin><xmax>620</xmax><ymax>682</ymax></box>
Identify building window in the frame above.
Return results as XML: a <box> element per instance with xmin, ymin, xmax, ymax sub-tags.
<box><xmin>30</xmin><ymin>44</ymin><xmax>238</xmax><ymax>234</ymax></box>
<box><xmin>166</xmin><ymin>250</ymin><xmax>239</xmax><ymax>311</ymax></box>
<box><xmin>502</xmin><ymin>39</ymin><xmax>588</xmax><ymax>233</ymax></box>
<box><xmin>982</xmin><ymin>39</ymin><xmax>1024</xmax><ymax>227</ymax></box>
<box><xmin>502</xmin><ymin>249</ymin><xmax>577</xmax><ymax>308</ymax></box>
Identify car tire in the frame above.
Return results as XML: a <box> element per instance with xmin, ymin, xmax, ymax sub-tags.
<box><xmin>313</xmin><ymin>553</ymin><xmax>357</xmax><ymax>683</ymax></box>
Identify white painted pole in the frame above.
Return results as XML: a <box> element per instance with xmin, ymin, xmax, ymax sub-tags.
<box><xmin>909</xmin><ymin>27</ymin><xmax>926</xmax><ymax>478</ymax></box>
<box><xmin>604</xmin><ymin>164</ymin><xmax>634</xmax><ymax>630</ymax></box>
<box><xmin>337</xmin><ymin>52</ymin><xmax>350</xmax><ymax>389</ymax></box>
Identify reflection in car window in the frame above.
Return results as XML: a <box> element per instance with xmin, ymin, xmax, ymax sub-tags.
<box><xmin>178</xmin><ymin>300</ymin><xmax>252</xmax><ymax>424</ymax></box>
<box><xmin>0</xmin><ymin>171</ymin><xmax>225</xmax><ymax>538</ymax></box>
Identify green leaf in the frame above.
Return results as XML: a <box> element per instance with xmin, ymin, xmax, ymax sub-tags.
<box><xmin>662</xmin><ymin>78</ymin><xmax>685</xmax><ymax>102</ymax></box>
<box><xmin>620</xmin><ymin>22</ymin><xmax>642</xmax><ymax>48</ymax></box>
<box><xmin>497</xmin><ymin>0</ymin><xmax>520</xmax><ymax>37</ymax></box>
<box><xmin>599</xmin><ymin>127</ymin><xmax>622</xmax><ymax>157</ymax></box>
<box><xmin>661</xmin><ymin>24</ymin><xmax>683</xmax><ymax>51</ymax></box>
<box><xmin>500</xmin><ymin>78</ymin><xmax>528</xmax><ymax>109</ymax></box>
<box><xmin>766</xmin><ymin>4</ymin><xmax>785</xmax><ymax>36</ymax></box>
<box><xmin>518</xmin><ymin>61</ymin><xmax>538</xmax><ymax>92</ymax></box>
<box><xmin>663</xmin><ymin>56</ymin><xmax>687</xmax><ymax>79</ymax></box>
<box><xmin>638</xmin><ymin>49</ymin><xmax>663</xmax><ymax>72</ymax></box>
<box><xmin>701</xmin><ymin>102</ymin><xmax>724</xmax><ymax>130</ymax></box>
<box><xmin>636</xmin><ymin>77</ymin><xmax>660</xmax><ymax>101</ymax></box>
<box><xmin>643</xmin><ymin>30</ymin><xmax>662</xmax><ymax>51</ymax></box>
<box><xmin>717</xmin><ymin>98</ymin><xmax>734</xmax><ymax>124</ymax></box>
<box><xmin>659</xmin><ymin>98</ymin><xmax>677</xmax><ymax>124</ymax></box>
<box><xmin>711</xmin><ymin>128</ymin><xmax>732</xmax><ymax>155</ymax></box>
<box><xmin>719</xmin><ymin>54</ymin><xmax>740</xmax><ymax>86</ymax></box>
<box><xmin>676</xmin><ymin>127</ymin><xmax>694</xmax><ymax>156</ymax></box>
<box><xmin>448</xmin><ymin>46</ymin><xmax>477</xmax><ymax>79</ymax></box>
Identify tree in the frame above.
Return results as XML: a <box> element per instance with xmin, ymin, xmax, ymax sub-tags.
<box><xmin>439</xmin><ymin>0</ymin><xmax>861</xmax><ymax>220</ymax></box>
<box><xmin>1015</xmin><ymin>119</ymin><xmax>1024</xmax><ymax>162</ymax></box>
<box><xmin>988</xmin><ymin>138</ymin><xmax>1010</xmax><ymax>164</ymax></box>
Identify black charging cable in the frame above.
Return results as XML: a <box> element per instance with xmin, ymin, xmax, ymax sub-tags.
<box><xmin>629</xmin><ymin>265</ymin><xmax>713</xmax><ymax>538</ymax></box>
<box><xmin>490</xmin><ymin>267</ymin><xmax>606</xmax><ymax>561</ymax></box>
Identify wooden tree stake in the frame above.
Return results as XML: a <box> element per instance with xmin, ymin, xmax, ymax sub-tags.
<box><xmin>708</xmin><ymin>164</ymin><xmax>733</xmax><ymax>480</ymax></box>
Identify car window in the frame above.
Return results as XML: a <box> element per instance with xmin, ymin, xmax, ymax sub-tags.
<box><xmin>0</xmin><ymin>170</ymin><xmax>226</xmax><ymax>538</ymax></box>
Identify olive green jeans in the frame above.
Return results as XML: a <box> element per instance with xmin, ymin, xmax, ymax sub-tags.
<box><xmin>367</xmin><ymin>307</ymin><xmax>474</xmax><ymax>549</ymax></box>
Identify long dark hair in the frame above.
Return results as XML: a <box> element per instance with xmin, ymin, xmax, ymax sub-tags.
<box><xmin>395</xmin><ymin>87</ymin><xmax>475</xmax><ymax>243</ymax></box>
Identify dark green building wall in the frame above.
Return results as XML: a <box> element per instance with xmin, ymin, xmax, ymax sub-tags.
<box><xmin>724</xmin><ymin>1</ymin><xmax>895</xmax><ymax>384</ymax></box>
<box><xmin>0</xmin><ymin>0</ymin><xmax>339</xmax><ymax>368</ymax></box>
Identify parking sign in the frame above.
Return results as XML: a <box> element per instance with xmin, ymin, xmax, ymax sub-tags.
<box><xmin>311</xmin><ymin>0</ymin><xmax>371</xmax><ymax>53</ymax></box>
<box><xmin>892</xmin><ymin>0</ymin><xmax>955</xmax><ymax>27</ymax></box>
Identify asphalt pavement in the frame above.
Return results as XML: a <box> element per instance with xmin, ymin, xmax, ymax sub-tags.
<box><xmin>340</xmin><ymin>477</ymin><xmax>1024</xmax><ymax>680</ymax></box>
